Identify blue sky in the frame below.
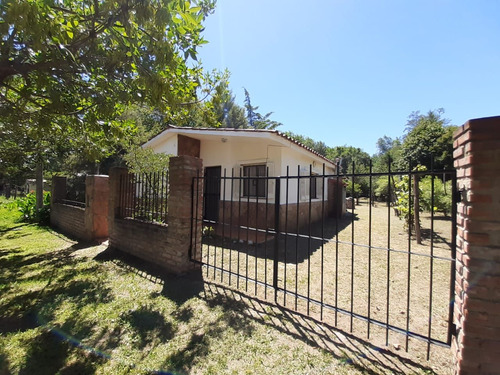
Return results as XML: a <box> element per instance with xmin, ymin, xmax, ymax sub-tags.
<box><xmin>197</xmin><ymin>0</ymin><xmax>500</xmax><ymax>155</ymax></box>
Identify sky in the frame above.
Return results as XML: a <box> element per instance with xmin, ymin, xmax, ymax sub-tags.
<box><xmin>197</xmin><ymin>0</ymin><xmax>500</xmax><ymax>155</ymax></box>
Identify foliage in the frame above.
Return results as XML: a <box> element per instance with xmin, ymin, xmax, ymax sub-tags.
<box><xmin>393</xmin><ymin>165</ymin><xmax>453</xmax><ymax>230</ymax></box>
<box><xmin>420</xmin><ymin>175</ymin><xmax>453</xmax><ymax>216</ymax></box>
<box><xmin>345</xmin><ymin>181</ymin><xmax>362</xmax><ymax>199</ymax></box>
<box><xmin>283</xmin><ymin>132</ymin><xmax>329</xmax><ymax>156</ymax></box>
<box><xmin>0</xmin><ymin>0</ymin><xmax>217</xmax><ymax>184</ymax></box>
<box><xmin>243</xmin><ymin>88</ymin><xmax>282</xmax><ymax>130</ymax></box>
<box><xmin>399</xmin><ymin>109</ymin><xmax>456</xmax><ymax>170</ymax></box>
<box><xmin>15</xmin><ymin>191</ymin><xmax>51</xmax><ymax>224</ymax></box>
<box><xmin>327</xmin><ymin>146</ymin><xmax>371</xmax><ymax>197</ymax></box>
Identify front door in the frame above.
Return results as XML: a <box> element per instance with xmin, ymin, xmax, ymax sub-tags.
<box><xmin>204</xmin><ymin>166</ymin><xmax>221</xmax><ymax>223</ymax></box>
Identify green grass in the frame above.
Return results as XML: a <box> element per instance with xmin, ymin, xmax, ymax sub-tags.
<box><xmin>0</xmin><ymin>197</ymin><xmax>450</xmax><ymax>374</ymax></box>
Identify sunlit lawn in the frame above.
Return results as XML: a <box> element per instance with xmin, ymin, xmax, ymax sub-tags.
<box><xmin>0</xmin><ymin>197</ymin><xmax>451</xmax><ymax>374</ymax></box>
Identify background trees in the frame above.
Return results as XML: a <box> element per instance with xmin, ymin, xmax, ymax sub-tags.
<box><xmin>0</xmin><ymin>0</ymin><xmax>217</xmax><ymax>204</ymax></box>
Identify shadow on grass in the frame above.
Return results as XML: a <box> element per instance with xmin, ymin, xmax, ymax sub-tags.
<box><xmin>17</xmin><ymin>330</ymin><xmax>103</xmax><ymax>375</ymax></box>
<box><xmin>197</xmin><ymin>281</ymin><xmax>442</xmax><ymax>375</ymax></box>
<box><xmin>202</xmin><ymin>212</ymin><xmax>360</xmax><ymax>265</ymax></box>
<box><xmin>0</xmin><ymin>238</ymin><xmax>116</xmax><ymax>374</ymax></box>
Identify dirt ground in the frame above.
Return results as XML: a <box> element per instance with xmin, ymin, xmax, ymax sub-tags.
<box><xmin>200</xmin><ymin>198</ymin><xmax>456</xmax><ymax>374</ymax></box>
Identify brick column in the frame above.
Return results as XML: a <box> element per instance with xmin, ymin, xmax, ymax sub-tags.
<box><xmin>166</xmin><ymin>155</ymin><xmax>203</xmax><ymax>272</ymax></box>
<box><xmin>452</xmin><ymin>116</ymin><xmax>500</xmax><ymax>375</ymax></box>
<box><xmin>85</xmin><ymin>175</ymin><xmax>109</xmax><ymax>241</ymax></box>
<box><xmin>51</xmin><ymin>176</ymin><xmax>67</xmax><ymax>204</ymax></box>
<box><xmin>108</xmin><ymin>167</ymin><xmax>129</xmax><ymax>239</ymax></box>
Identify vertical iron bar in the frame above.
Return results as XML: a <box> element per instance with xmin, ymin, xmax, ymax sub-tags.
<box><xmin>335</xmin><ymin>162</ymin><xmax>340</xmax><ymax>326</ymax></box>
<box><xmin>206</xmin><ymin>172</ymin><xmax>210</xmax><ymax>277</ymax></box>
<box><xmin>368</xmin><ymin>160</ymin><xmax>373</xmax><ymax>338</ymax></box>
<box><xmin>255</xmin><ymin>171</ymin><xmax>259</xmax><ymax>295</ymax></box>
<box><xmin>284</xmin><ymin>166</ymin><xmax>289</xmax><ymax>306</ymax></box>
<box><xmin>427</xmin><ymin>158</ymin><xmax>436</xmax><ymax>360</ymax></box>
<box><xmin>320</xmin><ymin>164</ymin><xmax>325</xmax><ymax>321</ymax></box>
<box><xmin>237</xmin><ymin>170</ymin><xmax>242</xmax><ymax>289</ymax></box>
<box><xmin>164</xmin><ymin>171</ymin><xmax>171</xmax><ymax>223</ymax></box>
<box><xmin>273</xmin><ymin>177</ymin><xmax>281</xmax><ymax>303</ymax></box>
<box><xmin>265</xmin><ymin>167</ymin><xmax>270</xmax><ymax>299</ymax></box>
<box><xmin>189</xmin><ymin>174</ymin><xmax>195</xmax><ymax>260</ymax></box>
<box><xmin>447</xmin><ymin>170</ymin><xmax>458</xmax><ymax>345</ymax></box>
<box><xmin>222</xmin><ymin>169</ymin><xmax>226</xmax><ymax>283</ymax></box>
<box><xmin>295</xmin><ymin>166</ymin><xmax>300</xmax><ymax>311</ymax></box>
<box><xmin>386</xmin><ymin>159</ymin><xmax>391</xmax><ymax>346</ymax></box>
<box><xmin>213</xmin><ymin>172</ymin><xmax>218</xmax><ymax>280</ymax></box>
<box><xmin>160</xmin><ymin>172</ymin><xmax>164</xmax><ymax>222</ymax></box>
<box><xmin>194</xmin><ymin>171</ymin><xmax>200</xmax><ymax>263</ymax></box>
<box><xmin>406</xmin><ymin>161</ymin><xmax>413</xmax><ymax>351</ymax></box>
<box><xmin>131</xmin><ymin>173</ymin><xmax>135</xmax><ymax>219</ymax></box>
<box><xmin>229</xmin><ymin>169</ymin><xmax>234</xmax><ymax>286</ymax></box>
<box><xmin>132</xmin><ymin>173</ymin><xmax>137</xmax><ymax>220</ymax></box>
<box><xmin>119</xmin><ymin>175</ymin><xmax>123</xmax><ymax>218</ymax></box>
<box><xmin>350</xmin><ymin>161</ymin><xmax>355</xmax><ymax>332</ymax></box>
<box><xmin>246</xmin><ymin>172</ymin><xmax>250</xmax><ymax>292</ymax></box>
<box><xmin>307</xmin><ymin>165</ymin><xmax>312</xmax><ymax>316</ymax></box>
<box><xmin>147</xmin><ymin>172</ymin><xmax>152</xmax><ymax>221</ymax></box>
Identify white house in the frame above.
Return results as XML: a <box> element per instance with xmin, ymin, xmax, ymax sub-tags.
<box><xmin>143</xmin><ymin>126</ymin><xmax>345</xmax><ymax>236</ymax></box>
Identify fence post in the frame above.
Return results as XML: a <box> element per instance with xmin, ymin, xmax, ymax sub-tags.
<box><xmin>85</xmin><ymin>175</ymin><xmax>109</xmax><ymax>241</ymax></box>
<box><xmin>108</xmin><ymin>167</ymin><xmax>129</xmax><ymax>243</ymax></box>
<box><xmin>452</xmin><ymin>116</ymin><xmax>500</xmax><ymax>375</ymax></box>
<box><xmin>167</xmin><ymin>156</ymin><xmax>203</xmax><ymax>272</ymax></box>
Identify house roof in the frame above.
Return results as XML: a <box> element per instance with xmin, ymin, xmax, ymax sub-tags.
<box><xmin>143</xmin><ymin>125</ymin><xmax>336</xmax><ymax>167</ymax></box>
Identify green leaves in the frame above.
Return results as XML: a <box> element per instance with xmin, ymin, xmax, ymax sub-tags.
<box><xmin>0</xmin><ymin>0</ymin><xmax>217</xmax><ymax>178</ymax></box>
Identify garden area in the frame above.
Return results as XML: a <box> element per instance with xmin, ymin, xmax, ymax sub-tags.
<box><xmin>0</xmin><ymin>197</ymin><xmax>453</xmax><ymax>374</ymax></box>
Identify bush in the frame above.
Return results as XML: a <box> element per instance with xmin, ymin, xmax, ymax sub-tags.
<box><xmin>16</xmin><ymin>192</ymin><xmax>51</xmax><ymax>225</ymax></box>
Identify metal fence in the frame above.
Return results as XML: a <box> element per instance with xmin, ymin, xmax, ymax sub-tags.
<box><xmin>190</xmin><ymin>163</ymin><xmax>457</xmax><ymax>358</ymax></box>
<box><xmin>118</xmin><ymin>171</ymin><xmax>169</xmax><ymax>223</ymax></box>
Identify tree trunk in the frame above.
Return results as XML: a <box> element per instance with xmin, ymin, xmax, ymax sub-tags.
<box><xmin>36</xmin><ymin>160</ymin><xmax>43</xmax><ymax>210</ymax></box>
<box><xmin>413</xmin><ymin>174</ymin><xmax>422</xmax><ymax>244</ymax></box>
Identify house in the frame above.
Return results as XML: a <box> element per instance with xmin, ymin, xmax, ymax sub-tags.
<box><xmin>143</xmin><ymin>126</ymin><xmax>346</xmax><ymax>238</ymax></box>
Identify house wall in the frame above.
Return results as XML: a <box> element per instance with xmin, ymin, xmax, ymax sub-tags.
<box><xmin>216</xmin><ymin>199</ymin><xmax>332</xmax><ymax>243</ymax></box>
<box><xmin>150</xmin><ymin>134</ymin><xmax>178</xmax><ymax>155</ymax></box>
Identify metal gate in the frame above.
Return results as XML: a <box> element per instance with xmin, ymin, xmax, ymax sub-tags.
<box><xmin>190</xmin><ymin>164</ymin><xmax>457</xmax><ymax>358</ymax></box>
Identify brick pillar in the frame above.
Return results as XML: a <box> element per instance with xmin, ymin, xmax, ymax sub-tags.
<box><xmin>108</xmin><ymin>167</ymin><xmax>129</xmax><ymax>240</ymax></box>
<box><xmin>167</xmin><ymin>155</ymin><xmax>203</xmax><ymax>272</ymax></box>
<box><xmin>51</xmin><ymin>176</ymin><xmax>67</xmax><ymax>204</ymax></box>
<box><xmin>452</xmin><ymin>116</ymin><xmax>500</xmax><ymax>375</ymax></box>
<box><xmin>85</xmin><ymin>175</ymin><xmax>109</xmax><ymax>241</ymax></box>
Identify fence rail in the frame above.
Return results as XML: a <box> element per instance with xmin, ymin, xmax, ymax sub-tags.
<box><xmin>118</xmin><ymin>171</ymin><xmax>169</xmax><ymax>224</ymax></box>
<box><xmin>191</xmin><ymin>163</ymin><xmax>457</xmax><ymax>358</ymax></box>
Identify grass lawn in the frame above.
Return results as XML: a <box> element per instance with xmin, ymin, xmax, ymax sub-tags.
<box><xmin>0</xmin><ymin>197</ymin><xmax>452</xmax><ymax>374</ymax></box>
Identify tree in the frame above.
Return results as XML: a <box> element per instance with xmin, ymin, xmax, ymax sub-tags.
<box><xmin>243</xmin><ymin>88</ymin><xmax>281</xmax><ymax>130</ymax></box>
<box><xmin>0</xmin><ymin>0</ymin><xmax>216</xmax><ymax>207</ymax></box>
<box><xmin>283</xmin><ymin>132</ymin><xmax>328</xmax><ymax>156</ymax></box>
<box><xmin>399</xmin><ymin>109</ymin><xmax>456</xmax><ymax>170</ymax></box>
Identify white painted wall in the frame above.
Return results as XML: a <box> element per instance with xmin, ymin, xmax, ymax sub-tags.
<box><xmin>147</xmin><ymin>131</ymin><xmax>336</xmax><ymax>205</ymax></box>
<box><xmin>147</xmin><ymin>134</ymin><xmax>178</xmax><ymax>155</ymax></box>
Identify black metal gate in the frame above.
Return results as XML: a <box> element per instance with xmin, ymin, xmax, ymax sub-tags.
<box><xmin>190</xmin><ymin>164</ymin><xmax>457</xmax><ymax>358</ymax></box>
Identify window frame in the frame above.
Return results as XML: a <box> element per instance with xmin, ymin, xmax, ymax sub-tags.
<box><xmin>242</xmin><ymin>164</ymin><xmax>267</xmax><ymax>198</ymax></box>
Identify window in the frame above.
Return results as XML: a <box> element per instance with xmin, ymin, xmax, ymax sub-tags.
<box><xmin>310</xmin><ymin>175</ymin><xmax>318</xmax><ymax>199</ymax></box>
<box><xmin>243</xmin><ymin>165</ymin><xmax>267</xmax><ymax>198</ymax></box>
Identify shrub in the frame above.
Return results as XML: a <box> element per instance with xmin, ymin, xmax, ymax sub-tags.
<box><xmin>16</xmin><ymin>192</ymin><xmax>51</xmax><ymax>225</ymax></box>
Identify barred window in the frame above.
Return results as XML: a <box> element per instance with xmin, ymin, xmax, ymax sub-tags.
<box><xmin>243</xmin><ymin>165</ymin><xmax>267</xmax><ymax>198</ymax></box>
